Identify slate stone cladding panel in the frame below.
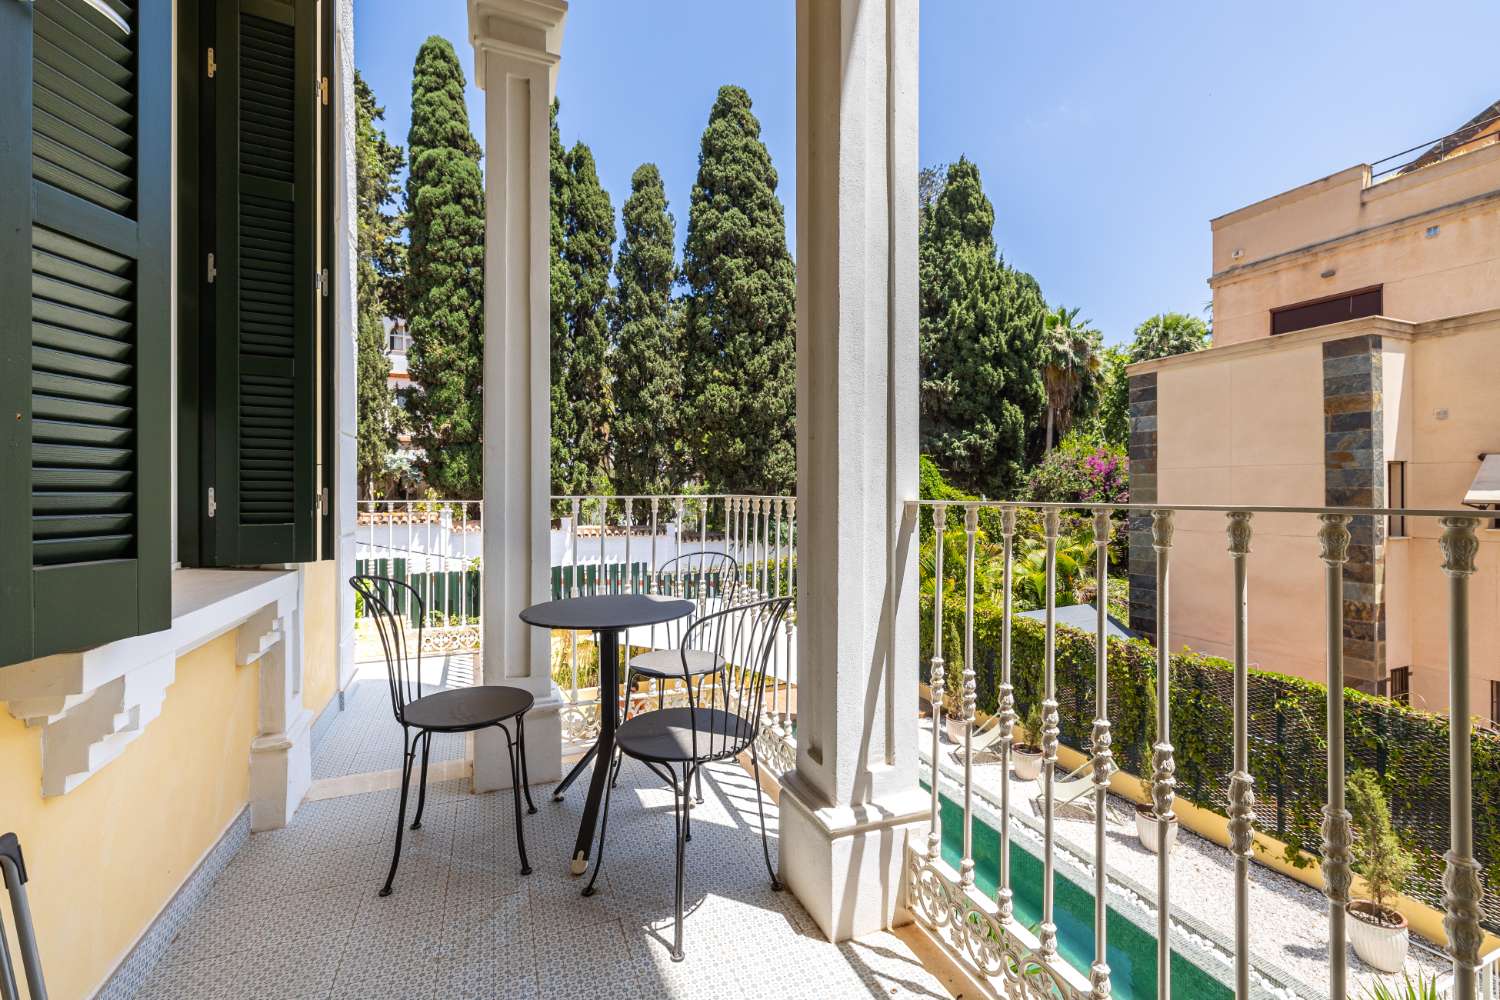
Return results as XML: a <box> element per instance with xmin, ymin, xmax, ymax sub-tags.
<box><xmin>1128</xmin><ymin>373</ymin><xmax>1159</xmax><ymax>641</ymax></box>
<box><xmin>1322</xmin><ymin>335</ymin><xmax>1386</xmax><ymax>691</ymax></box>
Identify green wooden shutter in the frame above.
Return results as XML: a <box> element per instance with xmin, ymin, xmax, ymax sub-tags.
<box><xmin>0</xmin><ymin>0</ymin><xmax>171</xmax><ymax>667</ymax></box>
<box><xmin>205</xmin><ymin>0</ymin><xmax>317</xmax><ymax>565</ymax></box>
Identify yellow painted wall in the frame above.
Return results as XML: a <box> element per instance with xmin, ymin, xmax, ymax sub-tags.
<box><xmin>301</xmin><ymin>558</ymin><xmax>341</xmax><ymax>717</ymax></box>
<box><xmin>0</xmin><ymin>632</ymin><xmax>258</xmax><ymax>1000</ymax></box>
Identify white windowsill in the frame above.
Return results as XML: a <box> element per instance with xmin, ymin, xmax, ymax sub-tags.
<box><xmin>0</xmin><ymin>568</ymin><xmax>304</xmax><ymax>797</ymax></box>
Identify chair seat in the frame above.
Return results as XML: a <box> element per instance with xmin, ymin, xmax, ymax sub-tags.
<box><xmin>615</xmin><ymin>706</ymin><xmax>755</xmax><ymax>763</ymax></box>
<box><xmin>401</xmin><ymin>685</ymin><xmax>532</xmax><ymax>732</ymax></box>
<box><xmin>628</xmin><ymin>648</ymin><xmax>725</xmax><ymax>679</ymax></box>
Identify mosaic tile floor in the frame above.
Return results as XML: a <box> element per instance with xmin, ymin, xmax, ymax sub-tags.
<box><xmin>136</xmin><ymin>759</ymin><xmax>955</xmax><ymax>999</ymax></box>
<box><xmin>312</xmin><ymin>656</ymin><xmax>477</xmax><ymax>781</ymax></box>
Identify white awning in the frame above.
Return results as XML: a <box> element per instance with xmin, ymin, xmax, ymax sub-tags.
<box><xmin>1463</xmin><ymin>454</ymin><xmax>1500</xmax><ymax>508</ymax></box>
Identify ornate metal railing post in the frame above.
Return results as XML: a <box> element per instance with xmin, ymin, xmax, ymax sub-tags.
<box><xmin>1040</xmin><ymin>507</ymin><xmax>1061</xmax><ymax>959</ymax></box>
<box><xmin>1441</xmin><ymin>516</ymin><xmax>1483</xmax><ymax>999</ymax></box>
<box><xmin>1318</xmin><ymin>513</ymin><xmax>1353</xmax><ymax>1000</ymax></box>
<box><xmin>928</xmin><ymin>503</ymin><xmax>946</xmax><ymax>860</ymax></box>
<box><xmin>960</xmin><ymin>503</ymin><xmax>979</xmax><ymax>889</ymax></box>
<box><xmin>1151</xmin><ymin>508</ymin><xmax>1176</xmax><ymax>1000</ymax></box>
<box><xmin>1226</xmin><ymin>511</ymin><xmax>1256</xmax><ymax>1000</ymax></box>
<box><xmin>1091</xmin><ymin>508</ymin><xmax>1116</xmax><ymax>999</ymax></box>
<box><xmin>997</xmin><ymin>505</ymin><xmax>1017</xmax><ymax>922</ymax></box>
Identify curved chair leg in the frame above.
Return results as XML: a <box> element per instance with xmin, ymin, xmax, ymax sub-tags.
<box><xmin>671</xmin><ymin>765</ymin><xmax>692</xmax><ymax>961</ymax></box>
<box><xmin>582</xmin><ymin>756</ymin><xmax>618</xmax><ymax>898</ymax></box>
<box><xmin>683</xmin><ymin>763</ymin><xmax>694</xmax><ymax>842</ymax></box>
<box><xmin>379</xmin><ymin>729</ymin><xmax>420</xmax><ymax>897</ymax></box>
<box><xmin>516</xmin><ymin>716</ymin><xmax>537</xmax><ymax>814</ymax></box>
<box><xmin>657</xmin><ymin>676</ymin><xmax>665</xmax><ymax>711</ymax></box>
<box><xmin>609</xmin><ymin>747</ymin><xmax>624</xmax><ymax>789</ymax></box>
<box><xmin>622</xmin><ymin>667</ymin><xmax>634</xmax><ymax>720</ymax></box>
<box><xmin>410</xmin><ymin>730</ymin><xmax>433</xmax><ymax>830</ymax></box>
<box><xmin>750</xmin><ymin>741</ymin><xmax>783</xmax><ymax>890</ymax></box>
<box><xmin>500</xmin><ymin>724</ymin><xmax>532</xmax><ymax>876</ymax></box>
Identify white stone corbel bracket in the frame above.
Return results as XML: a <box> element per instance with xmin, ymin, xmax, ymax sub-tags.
<box><xmin>0</xmin><ymin>570</ymin><xmax>311</xmax><ymax>828</ymax></box>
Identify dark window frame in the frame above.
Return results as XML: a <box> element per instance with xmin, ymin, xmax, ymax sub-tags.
<box><xmin>1271</xmin><ymin>285</ymin><xmax>1383</xmax><ymax>336</ymax></box>
<box><xmin>1387</xmin><ymin>665</ymin><xmax>1411</xmax><ymax>705</ymax></box>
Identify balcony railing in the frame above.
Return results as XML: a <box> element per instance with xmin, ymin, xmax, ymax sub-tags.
<box><xmin>906</xmin><ymin>500</ymin><xmax>1493</xmax><ymax>1000</ymax></box>
<box><xmin>354</xmin><ymin>495</ymin><xmax>801</xmax><ymax>769</ymax></box>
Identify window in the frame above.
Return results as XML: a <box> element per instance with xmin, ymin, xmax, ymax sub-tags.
<box><xmin>178</xmin><ymin>0</ymin><xmax>326</xmax><ymax>568</ymax></box>
<box><xmin>1386</xmin><ymin>666</ymin><xmax>1411</xmax><ymax>705</ymax></box>
<box><xmin>1271</xmin><ymin>286</ymin><xmax>1383</xmax><ymax>336</ymax></box>
<box><xmin>1</xmin><ymin>0</ymin><xmax>173</xmax><ymax>665</ymax></box>
<box><xmin>1387</xmin><ymin>461</ymin><xmax>1406</xmax><ymax>538</ymax></box>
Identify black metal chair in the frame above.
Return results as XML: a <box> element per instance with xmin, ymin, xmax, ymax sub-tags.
<box><xmin>616</xmin><ymin>552</ymin><xmax>742</xmax><ymax>801</ymax></box>
<box><xmin>622</xmin><ymin>551</ymin><xmax>741</xmax><ymax>715</ymax></box>
<box><xmin>584</xmin><ymin>595</ymin><xmax>792</xmax><ymax>962</ymax></box>
<box><xmin>350</xmin><ymin>575</ymin><xmax>536</xmax><ymax>896</ymax></box>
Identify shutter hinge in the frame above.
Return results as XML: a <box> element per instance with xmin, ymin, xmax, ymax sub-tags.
<box><xmin>207</xmin><ymin>252</ymin><xmax>217</xmax><ymax>284</ymax></box>
<box><xmin>207</xmin><ymin>47</ymin><xmax>216</xmax><ymax>79</ymax></box>
<box><xmin>207</xmin><ymin>487</ymin><xmax>217</xmax><ymax>519</ymax></box>
<box><xmin>320</xmin><ymin>268</ymin><xmax>329</xmax><ymax>297</ymax></box>
<box><xmin>320</xmin><ymin>76</ymin><xmax>329</xmax><ymax>106</ymax></box>
<box><xmin>319</xmin><ymin>487</ymin><xmax>329</xmax><ymax>515</ymax></box>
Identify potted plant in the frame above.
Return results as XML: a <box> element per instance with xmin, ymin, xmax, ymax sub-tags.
<box><xmin>1011</xmin><ymin>700</ymin><xmax>1044</xmax><ymax>781</ymax></box>
<box><xmin>1347</xmin><ymin>769</ymin><xmax>1413</xmax><ymax>973</ymax></box>
<box><xmin>942</xmin><ymin>684</ymin><xmax>968</xmax><ymax>745</ymax></box>
<box><xmin>1133</xmin><ymin>677</ymin><xmax>1178</xmax><ymax>853</ymax></box>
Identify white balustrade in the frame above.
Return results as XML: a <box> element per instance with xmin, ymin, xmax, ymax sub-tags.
<box><xmin>906</xmin><ymin>499</ymin><xmax>1491</xmax><ymax>1000</ymax></box>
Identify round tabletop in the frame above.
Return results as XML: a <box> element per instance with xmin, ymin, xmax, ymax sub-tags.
<box><xmin>518</xmin><ymin>593</ymin><xmax>694</xmax><ymax>631</ymax></box>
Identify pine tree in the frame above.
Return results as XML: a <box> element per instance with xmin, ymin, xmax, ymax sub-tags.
<box><xmin>610</xmin><ymin>164</ymin><xmax>682</xmax><ymax>495</ymax></box>
<box><xmin>404</xmin><ymin>37</ymin><xmax>485</xmax><ymax>498</ymax></box>
<box><xmin>919</xmin><ymin>157</ymin><xmax>1047</xmax><ymax>498</ymax></box>
<box><xmin>558</xmin><ymin>142</ymin><xmax>615</xmax><ymax>494</ymax></box>
<box><xmin>548</xmin><ymin>101</ymin><xmax>576</xmax><ymax>494</ymax></box>
<box><xmin>681</xmin><ymin>85</ymin><xmax>796</xmax><ymax>495</ymax></box>
<box><xmin>354</xmin><ymin>72</ymin><xmax>405</xmax><ymax>496</ymax></box>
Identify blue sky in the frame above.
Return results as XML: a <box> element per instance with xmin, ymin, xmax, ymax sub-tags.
<box><xmin>354</xmin><ymin>1</ymin><xmax>1499</xmax><ymax>343</ymax></box>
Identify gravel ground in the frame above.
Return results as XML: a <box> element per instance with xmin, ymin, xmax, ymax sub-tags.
<box><xmin>923</xmin><ymin>720</ymin><xmax>1451</xmax><ymax>998</ymax></box>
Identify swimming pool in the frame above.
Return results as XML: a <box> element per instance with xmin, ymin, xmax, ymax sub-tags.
<box><xmin>930</xmin><ymin>789</ymin><xmax>1233</xmax><ymax>1000</ymax></box>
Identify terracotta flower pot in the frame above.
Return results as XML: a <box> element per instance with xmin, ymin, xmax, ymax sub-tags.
<box><xmin>1134</xmin><ymin>804</ymin><xmax>1178</xmax><ymax>854</ymax></box>
<box><xmin>1012</xmin><ymin>744</ymin><xmax>1043</xmax><ymax>781</ymax></box>
<box><xmin>1347</xmin><ymin>900</ymin><xmax>1409</xmax><ymax>973</ymax></box>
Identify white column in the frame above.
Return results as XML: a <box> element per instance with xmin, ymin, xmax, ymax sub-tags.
<box><xmin>780</xmin><ymin>0</ymin><xmax>925</xmax><ymax>943</ymax></box>
<box><xmin>468</xmin><ymin>0</ymin><xmax>567</xmax><ymax>791</ymax></box>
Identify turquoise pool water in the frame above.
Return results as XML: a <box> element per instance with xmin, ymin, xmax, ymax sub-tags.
<box><xmin>932</xmin><ymin>790</ymin><xmax>1233</xmax><ymax>1000</ymax></box>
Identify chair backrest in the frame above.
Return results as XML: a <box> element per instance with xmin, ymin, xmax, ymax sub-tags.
<box><xmin>650</xmin><ymin>551</ymin><xmax>741</xmax><ymax>649</ymax></box>
<box><xmin>678</xmin><ymin>596</ymin><xmax>792</xmax><ymax>762</ymax></box>
<box><xmin>350</xmin><ymin>574</ymin><xmax>424</xmax><ymax>725</ymax></box>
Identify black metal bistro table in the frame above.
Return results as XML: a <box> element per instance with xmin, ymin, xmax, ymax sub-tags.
<box><xmin>519</xmin><ymin>593</ymin><xmax>694</xmax><ymax>874</ymax></box>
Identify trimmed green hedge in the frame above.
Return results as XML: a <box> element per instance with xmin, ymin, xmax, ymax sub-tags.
<box><xmin>926</xmin><ymin>594</ymin><xmax>1500</xmax><ymax>931</ymax></box>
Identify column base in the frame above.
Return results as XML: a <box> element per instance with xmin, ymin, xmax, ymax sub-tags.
<box><xmin>776</xmin><ymin>769</ymin><xmax>930</xmax><ymax>942</ymax></box>
<box><xmin>472</xmin><ymin>684</ymin><xmax>565</xmax><ymax>792</ymax></box>
<box><xmin>249</xmin><ymin>706</ymin><xmax>314</xmax><ymax>831</ymax></box>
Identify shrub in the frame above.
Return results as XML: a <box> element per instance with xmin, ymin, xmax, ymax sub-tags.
<box><xmin>1349</xmin><ymin>768</ymin><xmax>1413</xmax><ymax>914</ymax></box>
<box><xmin>1023</xmin><ymin>438</ymin><xmax>1129</xmax><ymax>506</ymax></box>
<box><xmin>917</xmin><ymin>584</ymin><xmax>1500</xmax><ymax>932</ymax></box>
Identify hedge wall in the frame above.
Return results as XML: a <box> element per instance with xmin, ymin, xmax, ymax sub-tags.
<box><xmin>928</xmin><ymin>596</ymin><xmax>1500</xmax><ymax>932</ymax></box>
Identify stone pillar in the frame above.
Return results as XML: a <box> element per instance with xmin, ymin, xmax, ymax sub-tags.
<box><xmin>468</xmin><ymin>0</ymin><xmax>567</xmax><ymax>790</ymax></box>
<box><xmin>1127</xmin><ymin>371</ymin><xmax>1159</xmax><ymax>640</ymax></box>
<box><xmin>779</xmin><ymin>0</ymin><xmax>927</xmax><ymax>943</ymax></box>
<box><xmin>1322</xmin><ymin>334</ymin><xmax>1386</xmax><ymax>692</ymax></box>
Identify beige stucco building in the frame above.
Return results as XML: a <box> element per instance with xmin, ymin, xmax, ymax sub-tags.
<box><xmin>1129</xmin><ymin>104</ymin><xmax>1500</xmax><ymax>721</ymax></box>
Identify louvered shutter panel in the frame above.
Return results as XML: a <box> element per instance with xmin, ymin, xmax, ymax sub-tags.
<box><xmin>205</xmin><ymin>0</ymin><xmax>317</xmax><ymax>565</ymax></box>
<box><xmin>0</xmin><ymin>0</ymin><xmax>171</xmax><ymax>667</ymax></box>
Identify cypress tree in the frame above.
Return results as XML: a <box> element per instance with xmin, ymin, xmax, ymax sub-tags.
<box><xmin>404</xmin><ymin>37</ymin><xmax>484</xmax><ymax>498</ymax></box>
<box><xmin>919</xmin><ymin>157</ymin><xmax>1047</xmax><ymax>498</ymax></box>
<box><xmin>558</xmin><ymin>142</ymin><xmax>615</xmax><ymax>494</ymax></box>
<box><xmin>609</xmin><ymin>164</ymin><xmax>682</xmax><ymax>495</ymax></box>
<box><xmin>354</xmin><ymin>72</ymin><xmax>405</xmax><ymax>496</ymax></box>
<box><xmin>548</xmin><ymin>101</ymin><xmax>576</xmax><ymax>494</ymax></box>
<box><xmin>681</xmin><ymin>85</ymin><xmax>796</xmax><ymax>495</ymax></box>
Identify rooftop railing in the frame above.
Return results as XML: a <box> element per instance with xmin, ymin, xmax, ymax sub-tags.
<box><xmin>1370</xmin><ymin>113</ymin><xmax>1500</xmax><ymax>182</ymax></box>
